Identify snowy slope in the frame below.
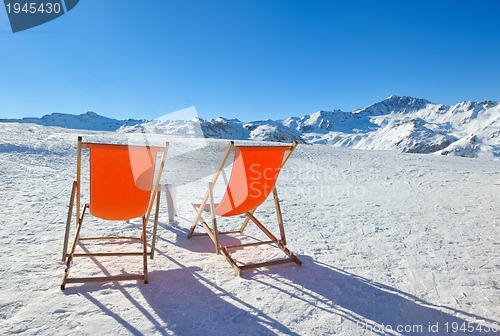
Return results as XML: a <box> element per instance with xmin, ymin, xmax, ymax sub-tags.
<box><xmin>0</xmin><ymin>111</ymin><xmax>145</xmax><ymax>131</ymax></box>
<box><xmin>352</xmin><ymin>118</ymin><xmax>456</xmax><ymax>153</ymax></box>
<box><xmin>0</xmin><ymin>123</ymin><xmax>499</xmax><ymax>335</ymax></box>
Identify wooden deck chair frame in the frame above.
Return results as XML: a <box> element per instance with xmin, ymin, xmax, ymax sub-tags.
<box><xmin>188</xmin><ymin>141</ymin><xmax>302</xmax><ymax>275</ymax></box>
<box><xmin>61</xmin><ymin>137</ymin><xmax>168</xmax><ymax>290</ymax></box>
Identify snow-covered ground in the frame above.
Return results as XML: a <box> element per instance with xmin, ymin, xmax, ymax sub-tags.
<box><xmin>0</xmin><ymin>122</ymin><xmax>498</xmax><ymax>335</ymax></box>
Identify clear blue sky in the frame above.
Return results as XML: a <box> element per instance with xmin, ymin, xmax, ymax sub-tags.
<box><xmin>1</xmin><ymin>0</ymin><xmax>499</xmax><ymax>121</ymax></box>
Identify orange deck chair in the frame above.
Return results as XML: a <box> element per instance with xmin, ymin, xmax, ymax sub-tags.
<box><xmin>61</xmin><ymin>137</ymin><xmax>168</xmax><ymax>289</ymax></box>
<box><xmin>188</xmin><ymin>141</ymin><xmax>302</xmax><ymax>275</ymax></box>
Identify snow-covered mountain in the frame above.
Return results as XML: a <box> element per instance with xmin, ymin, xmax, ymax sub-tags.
<box><xmin>2</xmin><ymin>96</ymin><xmax>499</xmax><ymax>157</ymax></box>
<box><xmin>120</xmin><ymin>96</ymin><xmax>499</xmax><ymax>158</ymax></box>
<box><xmin>119</xmin><ymin>116</ymin><xmax>306</xmax><ymax>144</ymax></box>
<box><xmin>0</xmin><ymin>111</ymin><xmax>145</xmax><ymax>131</ymax></box>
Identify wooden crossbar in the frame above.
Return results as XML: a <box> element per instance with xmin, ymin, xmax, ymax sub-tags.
<box><xmin>65</xmin><ymin>274</ymin><xmax>145</xmax><ymax>284</ymax></box>
<box><xmin>224</xmin><ymin>240</ymin><xmax>277</xmax><ymax>249</ymax></box>
<box><xmin>239</xmin><ymin>258</ymin><xmax>298</xmax><ymax>271</ymax></box>
<box><xmin>71</xmin><ymin>252</ymin><xmax>152</xmax><ymax>257</ymax></box>
<box><xmin>79</xmin><ymin>236</ymin><xmax>142</xmax><ymax>241</ymax></box>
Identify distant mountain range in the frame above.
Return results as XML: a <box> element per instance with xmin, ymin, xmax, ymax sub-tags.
<box><xmin>0</xmin><ymin>111</ymin><xmax>145</xmax><ymax>131</ymax></box>
<box><xmin>2</xmin><ymin>95</ymin><xmax>499</xmax><ymax>158</ymax></box>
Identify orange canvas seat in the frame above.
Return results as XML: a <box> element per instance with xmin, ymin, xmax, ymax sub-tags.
<box><xmin>215</xmin><ymin>146</ymin><xmax>286</xmax><ymax>217</ymax></box>
<box><xmin>188</xmin><ymin>141</ymin><xmax>302</xmax><ymax>275</ymax></box>
<box><xmin>61</xmin><ymin>137</ymin><xmax>168</xmax><ymax>289</ymax></box>
<box><xmin>89</xmin><ymin>144</ymin><xmax>158</xmax><ymax>220</ymax></box>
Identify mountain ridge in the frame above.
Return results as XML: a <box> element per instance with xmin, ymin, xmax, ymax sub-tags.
<box><xmin>2</xmin><ymin>95</ymin><xmax>498</xmax><ymax>158</ymax></box>
<box><xmin>0</xmin><ymin>111</ymin><xmax>145</xmax><ymax>131</ymax></box>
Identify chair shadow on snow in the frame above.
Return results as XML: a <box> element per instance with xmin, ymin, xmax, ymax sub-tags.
<box><xmin>62</xmin><ymin>222</ymin><xmax>298</xmax><ymax>336</ymax></box>
<box><xmin>61</xmin><ymin>221</ymin><xmax>499</xmax><ymax>336</ymax></box>
<box><xmin>168</xmin><ymin>221</ymin><xmax>499</xmax><ymax>336</ymax></box>
<box><xmin>249</xmin><ymin>255</ymin><xmax>499</xmax><ymax>336</ymax></box>
<box><xmin>146</xmin><ymin>222</ymin><xmax>299</xmax><ymax>335</ymax></box>
<box><xmin>140</xmin><ymin>262</ymin><xmax>299</xmax><ymax>335</ymax></box>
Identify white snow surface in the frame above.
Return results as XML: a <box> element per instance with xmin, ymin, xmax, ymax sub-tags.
<box><xmin>1</xmin><ymin>123</ymin><xmax>499</xmax><ymax>335</ymax></box>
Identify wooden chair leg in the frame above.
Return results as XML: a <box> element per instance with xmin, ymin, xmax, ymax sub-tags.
<box><xmin>273</xmin><ymin>187</ymin><xmax>287</xmax><ymax>245</ymax></box>
<box><xmin>208</xmin><ymin>182</ymin><xmax>220</xmax><ymax>254</ymax></box>
<box><xmin>61</xmin><ymin>205</ymin><xmax>86</xmax><ymax>290</ymax></box>
<box><xmin>150</xmin><ymin>190</ymin><xmax>161</xmax><ymax>259</ymax></box>
<box><xmin>62</xmin><ymin>181</ymin><xmax>77</xmax><ymax>261</ymax></box>
<box><xmin>142</xmin><ymin>216</ymin><xmax>149</xmax><ymax>284</ymax></box>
